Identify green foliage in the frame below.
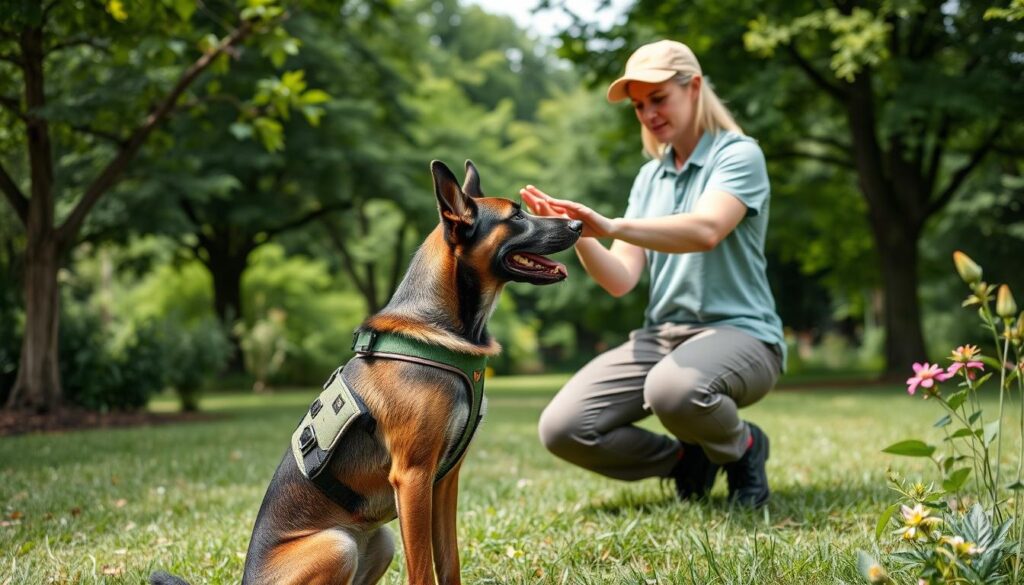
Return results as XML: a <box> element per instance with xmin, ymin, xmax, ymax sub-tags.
<box><xmin>985</xmin><ymin>0</ymin><xmax>1024</xmax><ymax>21</ymax></box>
<box><xmin>745</xmin><ymin>8</ymin><xmax>892</xmax><ymax>81</ymax></box>
<box><xmin>54</xmin><ymin>270</ymin><xmax>229</xmax><ymax>412</ymax></box>
<box><xmin>234</xmin><ymin>308</ymin><xmax>289</xmax><ymax>392</ymax></box>
<box><xmin>486</xmin><ymin>295</ymin><xmax>542</xmax><ymax>374</ymax></box>
<box><xmin>241</xmin><ymin>244</ymin><xmax>364</xmax><ymax>384</ymax></box>
<box><xmin>160</xmin><ymin>317</ymin><xmax>232</xmax><ymax>411</ymax></box>
<box><xmin>58</xmin><ymin>306</ymin><xmax>166</xmax><ymax>411</ymax></box>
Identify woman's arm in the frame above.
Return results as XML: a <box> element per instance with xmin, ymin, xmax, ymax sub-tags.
<box><xmin>574</xmin><ymin>238</ymin><xmax>647</xmax><ymax>297</ymax></box>
<box><xmin>609</xmin><ymin>189</ymin><xmax>748</xmax><ymax>253</ymax></box>
<box><xmin>523</xmin><ymin>185</ymin><xmax>749</xmax><ymax>254</ymax></box>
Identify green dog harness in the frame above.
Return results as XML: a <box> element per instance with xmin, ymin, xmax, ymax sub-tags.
<box><xmin>291</xmin><ymin>328</ymin><xmax>488</xmax><ymax>512</ymax></box>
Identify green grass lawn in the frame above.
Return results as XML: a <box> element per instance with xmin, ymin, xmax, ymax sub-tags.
<box><xmin>0</xmin><ymin>375</ymin><xmax>1005</xmax><ymax>584</ymax></box>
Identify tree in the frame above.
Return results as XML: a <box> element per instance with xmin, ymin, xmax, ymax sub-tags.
<box><xmin>0</xmin><ymin>0</ymin><xmax>306</xmax><ymax>411</ymax></box>
<box><xmin>558</xmin><ymin>0</ymin><xmax>1024</xmax><ymax>375</ymax></box>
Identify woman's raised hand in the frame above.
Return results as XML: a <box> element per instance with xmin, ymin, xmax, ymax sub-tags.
<box><xmin>519</xmin><ymin>185</ymin><xmax>614</xmax><ymax>239</ymax></box>
<box><xmin>519</xmin><ymin>185</ymin><xmax>567</xmax><ymax>218</ymax></box>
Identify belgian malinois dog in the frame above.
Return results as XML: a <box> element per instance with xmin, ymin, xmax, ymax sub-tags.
<box><xmin>151</xmin><ymin>160</ymin><xmax>582</xmax><ymax>585</ymax></box>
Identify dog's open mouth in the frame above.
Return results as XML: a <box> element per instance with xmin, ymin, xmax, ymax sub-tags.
<box><xmin>504</xmin><ymin>252</ymin><xmax>568</xmax><ymax>283</ymax></box>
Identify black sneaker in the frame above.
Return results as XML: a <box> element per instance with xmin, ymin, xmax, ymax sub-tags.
<box><xmin>724</xmin><ymin>423</ymin><xmax>770</xmax><ymax>508</ymax></box>
<box><xmin>668</xmin><ymin>441</ymin><xmax>719</xmax><ymax>500</ymax></box>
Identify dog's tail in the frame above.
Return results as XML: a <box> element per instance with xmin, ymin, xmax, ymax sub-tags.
<box><xmin>149</xmin><ymin>571</ymin><xmax>192</xmax><ymax>585</ymax></box>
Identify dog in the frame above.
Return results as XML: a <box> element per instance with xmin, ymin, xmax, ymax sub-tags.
<box><xmin>151</xmin><ymin>160</ymin><xmax>582</xmax><ymax>585</ymax></box>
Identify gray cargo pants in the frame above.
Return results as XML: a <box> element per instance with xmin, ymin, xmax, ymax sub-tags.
<box><xmin>538</xmin><ymin>324</ymin><xmax>783</xmax><ymax>480</ymax></box>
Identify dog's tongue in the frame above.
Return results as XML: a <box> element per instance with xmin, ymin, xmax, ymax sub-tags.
<box><xmin>514</xmin><ymin>253</ymin><xmax>567</xmax><ymax>276</ymax></box>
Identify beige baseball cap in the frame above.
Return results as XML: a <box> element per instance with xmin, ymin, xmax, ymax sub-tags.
<box><xmin>606</xmin><ymin>40</ymin><xmax>702</xmax><ymax>103</ymax></box>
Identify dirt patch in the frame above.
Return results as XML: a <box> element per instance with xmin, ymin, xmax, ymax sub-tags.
<box><xmin>0</xmin><ymin>408</ymin><xmax>223</xmax><ymax>437</ymax></box>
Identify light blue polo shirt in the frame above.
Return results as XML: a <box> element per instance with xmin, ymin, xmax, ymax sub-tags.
<box><xmin>623</xmin><ymin>131</ymin><xmax>785</xmax><ymax>359</ymax></box>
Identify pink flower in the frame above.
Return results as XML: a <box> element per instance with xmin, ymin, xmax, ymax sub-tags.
<box><xmin>946</xmin><ymin>360</ymin><xmax>984</xmax><ymax>379</ymax></box>
<box><xmin>906</xmin><ymin>362</ymin><xmax>953</xmax><ymax>396</ymax></box>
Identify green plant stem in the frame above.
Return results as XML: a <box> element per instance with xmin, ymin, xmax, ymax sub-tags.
<box><xmin>964</xmin><ymin>380</ymin><xmax>990</xmax><ymax>502</ymax></box>
<box><xmin>994</xmin><ymin>327</ymin><xmax>1012</xmax><ymax>520</ymax></box>
<box><xmin>941</xmin><ymin>424</ymin><xmax>967</xmax><ymax>513</ymax></box>
<box><xmin>960</xmin><ymin>391</ymin><xmax>1000</xmax><ymax>510</ymax></box>
<box><xmin>945</xmin><ymin>399</ymin><xmax>996</xmax><ymax>506</ymax></box>
<box><xmin>1013</xmin><ymin>343</ymin><xmax>1024</xmax><ymax>583</ymax></box>
<box><xmin>979</xmin><ymin>302</ymin><xmax>1008</xmax><ymax>521</ymax></box>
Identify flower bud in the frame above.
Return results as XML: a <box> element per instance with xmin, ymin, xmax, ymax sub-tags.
<box><xmin>997</xmin><ymin>285</ymin><xmax>1017</xmax><ymax>318</ymax></box>
<box><xmin>953</xmin><ymin>251</ymin><xmax>982</xmax><ymax>285</ymax></box>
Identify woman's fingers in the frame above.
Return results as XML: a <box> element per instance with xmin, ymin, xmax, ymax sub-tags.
<box><xmin>521</xmin><ymin>188</ymin><xmax>568</xmax><ymax>219</ymax></box>
<box><xmin>521</xmin><ymin>190</ymin><xmax>551</xmax><ymax>216</ymax></box>
<box><xmin>522</xmin><ymin>185</ymin><xmax>551</xmax><ymax>200</ymax></box>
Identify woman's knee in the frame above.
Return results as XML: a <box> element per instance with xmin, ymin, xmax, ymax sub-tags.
<box><xmin>537</xmin><ymin>402</ymin><xmax>582</xmax><ymax>455</ymax></box>
<box><xmin>643</xmin><ymin>366</ymin><xmax>710</xmax><ymax>418</ymax></box>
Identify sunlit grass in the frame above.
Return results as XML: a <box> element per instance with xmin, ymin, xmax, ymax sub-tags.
<box><xmin>1</xmin><ymin>376</ymin><xmax>1015</xmax><ymax>584</ymax></box>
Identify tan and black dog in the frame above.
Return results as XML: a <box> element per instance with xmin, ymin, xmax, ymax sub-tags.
<box><xmin>151</xmin><ymin>160</ymin><xmax>582</xmax><ymax>585</ymax></box>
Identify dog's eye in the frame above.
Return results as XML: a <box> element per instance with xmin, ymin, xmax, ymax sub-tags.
<box><xmin>512</xmin><ymin>209</ymin><xmax>526</xmax><ymax>221</ymax></box>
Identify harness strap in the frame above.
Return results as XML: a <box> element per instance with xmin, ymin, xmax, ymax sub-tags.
<box><xmin>351</xmin><ymin>329</ymin><xmax>487</xmax><ymax>482</ymax></box>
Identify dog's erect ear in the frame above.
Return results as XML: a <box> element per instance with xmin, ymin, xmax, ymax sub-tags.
<box><xmin>431</xmin><ymin>160</ymin><xmax>477</xmax><ymax>243</ymax></box>
<box><xmin>462</xmin><ymin>160</ymin><xmax>485</xmax><ymax>198</ymax></box>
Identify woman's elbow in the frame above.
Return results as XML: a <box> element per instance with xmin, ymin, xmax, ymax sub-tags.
<box><xmin>692</xmin><ymin>230</ymin><xmax>720</xmax><ymax>252</ymax></box>
<box><xmin>602</xmin><ymin>281</ymin><xmax>634</xmax><ymax>298</ymax></box>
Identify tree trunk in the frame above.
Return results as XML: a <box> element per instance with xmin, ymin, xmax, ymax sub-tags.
<box><xmin>205</xmin><ymin>245</ymin><xmax>253</xmax><ymax>373</ymax></box>
<box><xmin>6</xmin><ymin>26</ymin><xmax>63</xmax><ymax>412</ymax></box>
<box><xmin>844</xmin><ymin>73</ymin><xmax>928</xmax><ymax>377</ymax></box>
<box><xmin>6</xmin><ymin>237</ymin><xmax>61</xmax><ymax>412</ymax></box>
<box><xmin>874</xmin><ymin>216</ymin><xmax>928</xmax><ymax>377</ymax></box>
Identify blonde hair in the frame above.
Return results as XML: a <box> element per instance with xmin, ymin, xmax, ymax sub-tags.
<box><xmin>639</xmin><ymin>72</ymin><xmax>744</xmax><ymax>159</ymax></box>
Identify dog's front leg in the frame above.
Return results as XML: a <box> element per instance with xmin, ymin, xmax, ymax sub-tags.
<box><xmin>431</xmin><ymin>459</ymin><xmax>463</xmax><ymax>585</ymax></box>
<box><xmin>391</xmin><ymin>462</ymin><xmax>438</xmax><ymax>585</ymax></box>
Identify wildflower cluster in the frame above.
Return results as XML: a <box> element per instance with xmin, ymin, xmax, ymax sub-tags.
<box><xmin>864</xmin><ymin>474</ymin><xmax>1008</xmax><ymax>584</ymax></box>
<box><xmin>861</xmin><ymin>252</ymin><xmax>1024</xmax><ymax>584</ymax></box>
<box><xmin>905</xmin><ymin>346</ymin><xmax>987</xmax><ymax>398</ymax></box>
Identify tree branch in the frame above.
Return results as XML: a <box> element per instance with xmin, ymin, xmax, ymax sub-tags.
<box><xmin>928</xmin><ymin>124</ymin><xmax>1003</xmax><ymax>216</ymax></box>
<box><xmin>804</xmin><ymin>134</ymin><xmax>850</xmax><ymax>152</ymax></box>
<box><xmin>43</xmin><ymin>0</ymin><xmax>61</xmax><ymax>19</ymax></box>
<box><xmin>57</xmin><ymin>19</ymin><xmax>255</xmax><ymax>247</ymax></box>
<box><xmin>924</xmin><ymin>115</ymin><xmax>951</xmax><ymax>195</ymax></box>
<box><xmin>0</xmin><ymin>162</ymin><xmax>29</xmax><ymax>225</ymax></box>
<box><xmin>46</xmin><ymin>37</ymin><xmax>111</xmax><ymax>55</ymax></box>
<box><xmin>785</xmin><ymin>44</ymin><xmax>846</xmax><ymax>101</ymax></box>
<box><xmin>68</xmin><ymin>123</ymin><xmax>126</xmax><ymax>147</ymax></box>
<box><xmin>387</xmin><ymin>219</ymin><xmax>409</xmax><ymax>303</ymax></box>
<box><xmin>263</xmin><ymin>201</ymin><xmax>350</xmax><ymax>239</ymax></box>
<box><xmin>321</xmin><ymin>217</ymin><xmax>372</xmax><ymax>305</ymax></box>
<box><xmin>767</xmin><ymin>149</ymin><xmax>855</xmax><ymax>169</ymax></box>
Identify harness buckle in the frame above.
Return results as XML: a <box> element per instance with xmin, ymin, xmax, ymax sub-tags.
<box><xmin>351</xmin><ymin>329</ymin><xmax>378</xmax><ymax>353</ymax></box>
<box><xmin>298</xmin><ymin>425</ymin><xmax>317</xmax><ymax>454</ymax></box>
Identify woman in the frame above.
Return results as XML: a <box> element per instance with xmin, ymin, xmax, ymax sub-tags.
<box><xmin>523</xmin><ymin>40</ymin><xmax>785</xmax><ymax>508</ymax></box>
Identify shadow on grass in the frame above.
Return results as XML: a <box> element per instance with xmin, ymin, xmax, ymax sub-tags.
<box><xmin>581</xmin><ymin>481</ymin><xmax>892</xmax><ymax>528</ymax></box>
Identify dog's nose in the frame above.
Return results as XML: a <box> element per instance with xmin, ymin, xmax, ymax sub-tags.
<box><xmin>568</xmin><ymin>220</ymin><xmax>583</xmax><ymax>233</ymax></box>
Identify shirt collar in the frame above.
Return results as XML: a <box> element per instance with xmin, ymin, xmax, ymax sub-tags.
<box><xmin>659</xmin><ymin>131</ymin><xmax>714</xmax><ymax>177</ymax></box>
